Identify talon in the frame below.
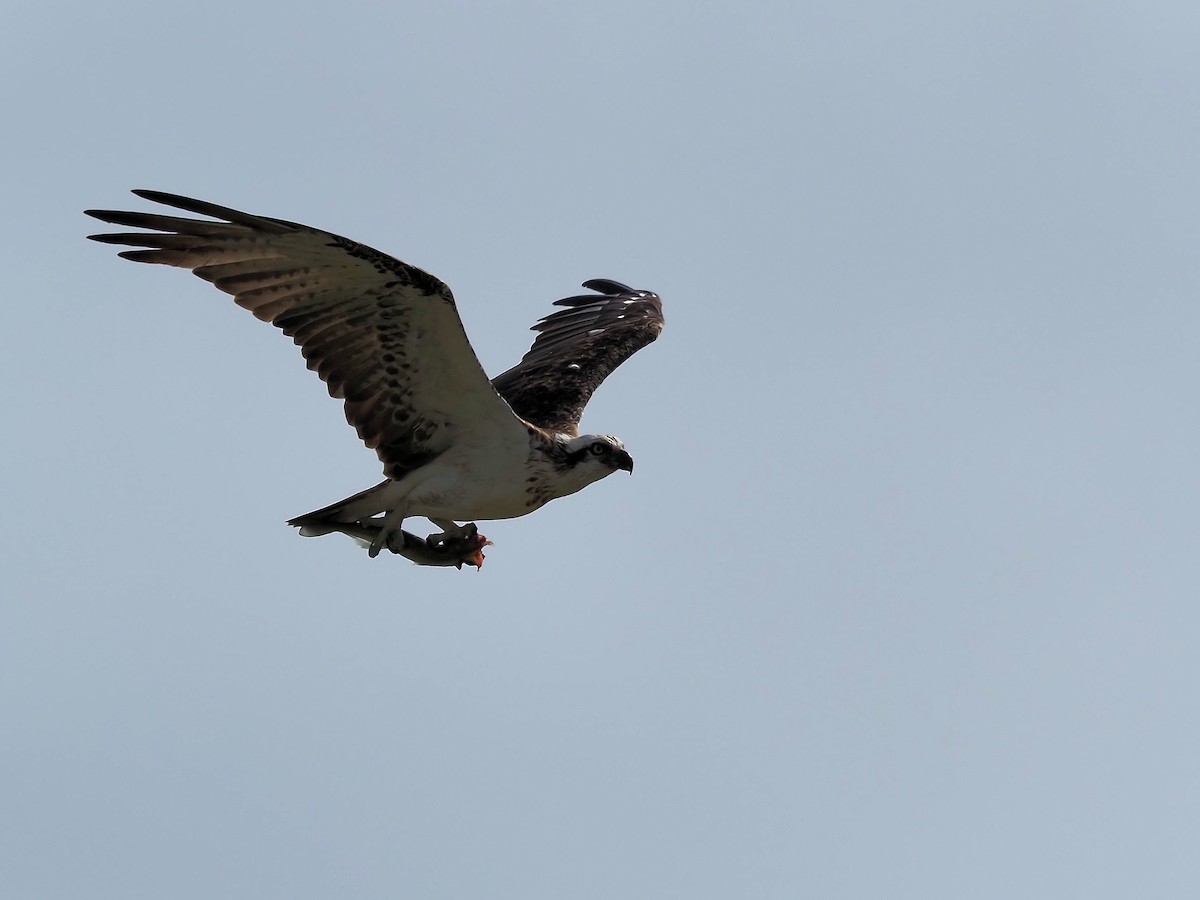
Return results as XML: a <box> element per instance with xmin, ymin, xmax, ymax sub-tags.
<box><xmin>426</xmin><ymin>521</ymin><xmax>479</xmax><ymax>547</ymax></box>
<box><xmin>361</xmin><ymin>521</ymin><xmax>492</xmax><ymax>569</ymax></box>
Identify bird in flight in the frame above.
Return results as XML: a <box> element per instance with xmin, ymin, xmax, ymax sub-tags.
<box><xmin>86</xmin><ymin>191</ymin><xmax>664</xmax><ymax>569</ymax></box>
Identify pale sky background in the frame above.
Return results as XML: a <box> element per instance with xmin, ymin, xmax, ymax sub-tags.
<box><xmin>3</xmin><ymin>1</ymin><xmax>1199</xmax><ymax>897</ymax></box>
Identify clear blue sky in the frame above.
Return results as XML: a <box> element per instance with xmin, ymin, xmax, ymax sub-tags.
<box><xmin>4</xmin><ymin>2</ymin><xmax>1199</xmax><ymax>897</ymax></box>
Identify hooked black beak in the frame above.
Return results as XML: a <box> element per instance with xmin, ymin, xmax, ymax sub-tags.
<box><xmin>614</xmin><ymin>449</ymin><xmax>634</xmax><ymax>473</ymax></box>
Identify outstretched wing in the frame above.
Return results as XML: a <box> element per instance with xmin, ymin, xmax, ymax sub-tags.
<box><xmin>86</xmin><ymin>190</ymin><xmax>529</xmax><ymax>480</ymax></box>
<box><xmin>491</xmin><ymin>279</ymin><xmax>664</xmax><ymax>435</ymax></box>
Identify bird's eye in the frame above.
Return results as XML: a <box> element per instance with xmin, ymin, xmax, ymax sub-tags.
<box><xmin>589</xmin><ymin>442</ymin><xmax>608</xmax><ymax>456</ymax></box>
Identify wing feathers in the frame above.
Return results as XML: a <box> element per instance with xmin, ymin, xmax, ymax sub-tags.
<box><xmin>491</xmin><ymin>280</ymin><xmax>664</xmax><ymax>435</ymax></box>
<box><xmin>86</xmin><ymin>210</ymin><xmax>244</xmax><ymax>237</ymax></box>
<box><xmin>87</xmin><ymin>190</ymin><xmax>528</xmax><ymax>478</ymax></box>
<box><xmin>129</xmin><ymin>189</ymin><xmax>298</xmax><ymax>234</ymax></box>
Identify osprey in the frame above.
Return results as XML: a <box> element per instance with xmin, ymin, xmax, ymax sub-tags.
<box><xmin>86</xmin><ymin>191</ymin><xmax>664</xmax><ymax>569</ymax></box>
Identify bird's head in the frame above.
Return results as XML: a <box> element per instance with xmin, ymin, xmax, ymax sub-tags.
<box><xmin>561</xmin><ymin>433</ymin><xmax>634</xmax><ymax>477</ymax></box>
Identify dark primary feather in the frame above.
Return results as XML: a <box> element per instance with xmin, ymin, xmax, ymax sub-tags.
<box><xmin>85</xmin><ymin>190</ymin><xmax>526</xmax><ymax>480</ymax></box>
<box><xmin>491</xmin><ymin>280</ymin><xmax>665</xmax><ymax>435</ymax></box>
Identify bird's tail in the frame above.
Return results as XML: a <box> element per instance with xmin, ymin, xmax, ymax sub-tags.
<box><xmin>286</xmin><ymin>480</ymin><xmax>394</xmax><ymax>537</ymax></box>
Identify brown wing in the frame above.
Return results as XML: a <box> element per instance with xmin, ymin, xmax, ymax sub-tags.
<box><xmin>86</xmin><ymin>190</ymin><xmax>528</xmax><ymax>480</ymax></box>
<box><xmin>490</xmin><ymin>279</ymin><xmax>664</xmax><ymax>435</ymax></box>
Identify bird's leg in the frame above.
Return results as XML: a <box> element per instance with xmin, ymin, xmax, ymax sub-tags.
<box><xmin>368</xmin><ymin>509</ymin><xmax>406</xmax><ymax>558</ymax></box>
<box><xmin>426</xmin><ymin>519</ymin><xmax>478</xmax><ymax>546</ymax></box>
<box><xmin>425</xmin><ymin>519</ymin><xmax>490</xmax><ymax>568</ymax></box>
<box><xmin>335</xmin><ymin>516</ymin><xmax>490</xmax><ymax>568</ymax></box>
<box><xmin>397</xmin><ymin>527</ymin><xmax>492</xmax><ymax>569</ymax></box>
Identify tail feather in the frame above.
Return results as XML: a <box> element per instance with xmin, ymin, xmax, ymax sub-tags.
<box><xmin>286</xmin><ymin>480</ymin><xmax>393</xmax><ymax>536</ymax></box>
